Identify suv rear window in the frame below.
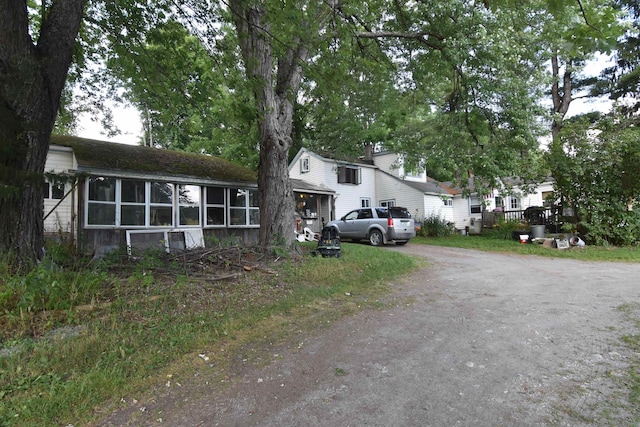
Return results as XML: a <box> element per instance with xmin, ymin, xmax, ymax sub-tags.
<box><xmin>389</xmin><ymin>207</ymin><xmax>411</xmax><ymax>218</ymax></box>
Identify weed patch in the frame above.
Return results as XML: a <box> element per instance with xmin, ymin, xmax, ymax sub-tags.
<box><xmin>0</xmin><ymin>242</ymin><xmax>415</xmax><ymax>427</ymax></box>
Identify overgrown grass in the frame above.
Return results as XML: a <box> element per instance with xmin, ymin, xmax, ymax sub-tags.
<box><xmin>414</xmin><ymin>235</ymin><xmax>640</xmax><ymax>262</ymax></box>
<box><xmin>0</xmin><ymin>242</ymin><xmax>416</xmax><ymax>427</ymax></box>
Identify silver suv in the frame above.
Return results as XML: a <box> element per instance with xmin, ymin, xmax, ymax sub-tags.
<box><xmin>326</xmin><ymin>207</ymin><xmax>416</xmax><ymax>246</ymax></box>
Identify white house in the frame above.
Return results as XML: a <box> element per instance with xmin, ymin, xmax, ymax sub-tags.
<box><xmin>289</xmin><ymin>147</ymin><xmax>556</xmax><ymax>233</ymax></box>
<box><xmin>288</xmin><ymin>148</ymin><xmax>455</xmax><ymax>228</ymax></box>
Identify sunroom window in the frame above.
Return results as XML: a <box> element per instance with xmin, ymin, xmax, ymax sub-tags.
<box><xmin>205</xmin><ymin>186</ymin><xmax>226</xmax><ymax>226</ymax></box>
<box><xmin>150</xmin><ymin>182</ymin><xmax>174</xmax><ymax>227</ymax></box>
<box><xmin>229</xmin><ymin>188</ymin><xmax>259</xmax><ymax>226</ymax></box>
<box><xmin>178</xmin><ymin>184</ymin><xmax>201</xmax><ymax>226</ymax></box>
<box><xmin>120</xmin><ymin>179</ymin><xmax>146</xmax><ymax>226</ymax></box>
<box><xmin>87</xmin><ymin>177</ymin><xmax>116</xmax><ymax>225</ymax></box>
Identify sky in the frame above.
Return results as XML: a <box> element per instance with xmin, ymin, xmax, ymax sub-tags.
<box><xmin>77</xmin><ymin>103</ymin><xmax>142</xmax><ymax>145</ymax></box>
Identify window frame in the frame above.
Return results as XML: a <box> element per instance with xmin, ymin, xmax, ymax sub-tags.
<box><xmin>228</xmin><ymin>187</ymin><xmax>260</xmax><ymax>228</ymax></box>
<box><xmin>177</xmin><ymin>184</ymin><xmax>201</xmax><ymax>227</ymax></box>
<box><xmin>337</xmin><ymin>165</ymin><xmax>361</xmax><ymax>184</ymax></box>
<box><xmin>205</xmin><ymin>186</ymin><xmax>227</xmax><ymax>227</ymax></box>
<box><xmin>300</xmin><ymin>157</ymin><xmax>310</xmax><ymax>173</ymax></box>
<box><xmin>86</xmin><ymin>177</ymin><xmax>117</xmax><ymax>227</ymax></box>
<box><xmin>509</xmin><ymin>197</ymin><xmax>521</xmax><ymax>210</ymax></box>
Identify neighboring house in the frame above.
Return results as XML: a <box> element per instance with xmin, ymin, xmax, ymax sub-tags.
<box><xmin>289</xmin><ymin>147</ymin><xmax>556</xmax><ymax>233</ymax></box>
<box><xmin>288</xmin><ymin>148</ymin><xmax>455</xmax><ymax>228</ymax></box>
<box><xmin>44</xmin><ymin>136</ymin><xmax>261</xmax><ymax>255</ymax></box>
<box><xmin>289</xmin><ymin>148</ymin><xmax>378</xmax><ymax>222</ymax></box>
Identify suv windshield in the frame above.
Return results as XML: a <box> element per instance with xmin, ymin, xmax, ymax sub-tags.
<box><xmin>389</xmin><ymin>207</ymin><xmax>411</xmax><ymax>218</ymax></box>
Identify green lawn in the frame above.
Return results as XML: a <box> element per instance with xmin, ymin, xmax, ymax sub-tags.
<box><xmin>413</xmin><ymin>234</ymin><xmax>640</xmax><ymax>262</ymax></box>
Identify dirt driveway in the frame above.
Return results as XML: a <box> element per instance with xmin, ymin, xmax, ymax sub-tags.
<box><xmin>97</xmin><ymin>245</ymin><xmax>640</xmax><ymax>426</ymax></box>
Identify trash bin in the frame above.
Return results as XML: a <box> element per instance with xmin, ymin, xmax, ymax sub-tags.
<box><xmin>530</xmin><ymin>224</ymin><xmax>545</xmax><ymax>239</ymax></box>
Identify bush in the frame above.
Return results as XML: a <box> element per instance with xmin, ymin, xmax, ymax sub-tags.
<box><xmin>418</xmin><ymin>214</ymin><xmax>453</xmax><ymax>237</ymax></box>
<box><xmin>482</xmin><ymin>218</ymin><xmax>528</xmax><ymax>240</ymax></box>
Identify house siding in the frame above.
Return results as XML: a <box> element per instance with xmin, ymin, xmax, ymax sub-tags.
<box><xmin>375</xmin><ymin>172</ymin><xmax>423</xmax><ymax>218</ymax></box>
<box><xmin>44</xmin><ymin>146</ymin><xmax>76</xmax><ymax>235</ymax></box>
<box><xmin>424</xmin><ymin>195</ymin><xmax>453</xmax><ymax>223</ymax></box>
<box><xmin>332</xmin><ymin>163</ymin><xmax>377</xmax><ymax>219</ymax></box>
<box><xmin>373</xmin><ymin>152</ymin><xmax>400</xmax><ymax>178</ymax></box>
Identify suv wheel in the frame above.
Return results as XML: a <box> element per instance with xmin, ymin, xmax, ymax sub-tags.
<box><xmin>369</xmin><ymin>229</ymin><xmax>384</xmax><ymax>246</ymax></box>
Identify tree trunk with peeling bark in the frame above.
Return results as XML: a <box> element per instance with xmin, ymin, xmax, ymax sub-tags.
<box><xmin>0</xmin><ymin>0</ymin><xmax>87</xmax><ymax>265</ymax></box>
<box><xmin>550</xmin><ymin>54</ymin><xmax>573</xmax><ymax>141</ymax></box>
<box><xmin>229</xmin><ymin>1</ymin><xmax>308</xmax><ymax>251</ymax></box>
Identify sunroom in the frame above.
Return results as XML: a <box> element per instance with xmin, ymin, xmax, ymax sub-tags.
<box><xmin>46</xmin><ymin>136</ymin><xmax>260</xmax><ymax>255</ymax></box>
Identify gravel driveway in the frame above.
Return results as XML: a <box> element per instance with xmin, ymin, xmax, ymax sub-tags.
<box><xmin>97</xmin><ymin>245</ymin><xmax>640</xmax><ymax>426</ymax></box>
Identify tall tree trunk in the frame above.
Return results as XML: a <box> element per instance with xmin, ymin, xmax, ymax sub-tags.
<box><xmin>230</xmin><ymin>1</ymin><xmax>308</xmax><ymax>250</ymax></box>
<box><xmin>550</xmin><ymin>54</ymin><xmax>573</xmax><ymax>141</ymax></box>
<box><xmin>0</xmin><ymin>0</ymin><xmax>87</xmax><ymax>265</ymax></box>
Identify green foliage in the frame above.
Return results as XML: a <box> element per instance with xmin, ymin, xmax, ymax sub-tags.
<box><xmin>0</xmin><ymin>243</ymin><xmax>415</xmax><ymax>426</ymax></box>
<box><xmin>417</xmin><ymin>214</ymin><xmax>454</xmax><ymax>238</ymax></box>
<box><xmin>0</xmin><ymin>245</ymin><xmax>108</xmax><ymax>341</ymax></box>
<box><xmin>414</xmin><ymin>235</ymin><xmax>640</xmax><ymax>262</ymax></box>
<box><xmin>546</xmin><ymin>112</ymin><xmax>640</xmax><ymax>245</ymax></box>
<box><xmin>482</xmin><ymin>219</ymin><xmax>528</xmax><ymax>240</ymax></box>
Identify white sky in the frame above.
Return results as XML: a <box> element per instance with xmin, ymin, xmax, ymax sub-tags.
<box><xmin>76</xmin><ymin>103</ymin><xmax>142</xmax><ymax>145</ymax></box>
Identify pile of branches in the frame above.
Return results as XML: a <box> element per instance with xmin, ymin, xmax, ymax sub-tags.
<box><xmin>122</xmin><ymin>245</ymin><xmax>280</xmax><ymax>282</ymax></box>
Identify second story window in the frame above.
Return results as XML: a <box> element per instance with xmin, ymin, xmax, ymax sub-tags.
<box><xmin>337</xmin><ymin>165</ymin><xmax>361</xmax><ymax>184</ymax></box>
<box><xmin>300</xmin><ymin>157</ymin><xmax>310</xmax><ymax>173</ymax></box>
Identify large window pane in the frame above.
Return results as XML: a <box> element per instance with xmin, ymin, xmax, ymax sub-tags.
<box><xmin>206</xmin><ymin>187</ymin><xmax>224</xmax><ymax>205</ymax></box>
<box><xmin>178</xmin><ymin>185</ymin><xmax>200</xmax><ymax>205</ymax></box>
<box><xmin>88</xmin><ymin>177</ymin><xmax>115</xmax><ymax>201</ymax></box>
<box><xmin>230</xmin><ymin>189</ymin><xmax>247</xmax><ymax>207</ymax></box>
<box><xmin>248</xmin><ymin>189</ymin><xmax>259</xmax><ymax>207</ymax></box>
<box><xmin>207</xmin><ymin>207</ymin><xmax>225</xmax><ymax>225</ymax></box>
<box><xmin>249</xmin><ymin>209</ymin><xmax>260</xmax><ymax>225</ymax></box>
<box><xmin>230</xmin><ymin>208</ymin><xmax>247</xmax><ymax>225</ymax></box>
<box><xmin>88</xmin><ymin>203</ymin><xmax>115</xmax><ymax>225</ymax></box>
<box><xmin>178</xmin><ymin>185</ymin><xmax>200</xmax><ymax>226</ymax></box>
<box><xmin>151</xmin><ymin>182</ymin><xmax>173</xmax><ymax>204</ymax></box>
<box><xmin>150</xmin><ymin>206</ymin><xmax>173</xmax><ymax>226</ymax></box>
<box><xmin>122</xmin><ymin>180</ymin><xmax>145</xmax><ymax>203</ymax></box>
<box><xmin>121</xmin><ymin>205</ymin><xmax>145</xmax><ymax>226</ymax></box>
<box><xmin>180</xmin><ymin>206</ymin><xmax>200</xmax><ymax>225</ymax></box>
<box><xmin>206</xmin><ymin>187</ymin><xmax>225</xmax><ymax>226</ymax></box>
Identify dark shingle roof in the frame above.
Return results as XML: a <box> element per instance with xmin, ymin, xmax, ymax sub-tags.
<box><xmin>51</xmin><ymin>135</ymin><xmax>257</xmax><ymax>184</ymax></box>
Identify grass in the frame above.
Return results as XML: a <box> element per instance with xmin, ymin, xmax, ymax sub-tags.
<box><xmin>2</xmin><ymin>232</ymin><xmax>639</xmax><ymax>426</ymax></box>
<box><xmin>414</xmin><ymin>234</ymin><xmax>640</xmax><ymax>262</ymax></box>
<box><xmin>0</xmin><ymin>242</ymin><xmax>416</xmax><ymax>427</ymax></box>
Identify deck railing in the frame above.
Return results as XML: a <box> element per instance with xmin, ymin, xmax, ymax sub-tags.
<box><xmin>482</xmin><ymin>207</ymin><xmax>557</xmax><ymax>229</ymax></box>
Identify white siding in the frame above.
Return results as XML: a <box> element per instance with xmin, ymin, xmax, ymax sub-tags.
<box><xmin>519</xmin><ymin>182</ymin><xmax>554</xmax><ymax>208</ymax></box>
<box><xmin>373</xmin><ymin>152</ymin><xmax>400</xmax><ymax>177</ymax></box>
<box><xmin>333</xmin><ymin>165</ymin><xmax>376</xmax><ymax>219</ymax></box>
<box><xmin>375</xmin><ymin>171</ymin><xmax>423</xmax><ymax>218</ymax></box>
<box><xmin>423</xmin><ymin>195</ymin><xmax>453</xmax><ymax>223</ymax></box>
<box><xmin>451</xmin><ymin>196</ymin><xmax>472</xmax><ymax>231</ymax></box>
<box><xmin>44</xmin><ymin>146</ymin><xmax>76</xmax><ymax>234</ymax></box>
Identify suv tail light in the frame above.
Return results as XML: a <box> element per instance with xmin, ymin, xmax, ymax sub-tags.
<box><xmin>388</xmin><ymin>217</ymin><xmax>394</xmax><ymax>227</ymax></box>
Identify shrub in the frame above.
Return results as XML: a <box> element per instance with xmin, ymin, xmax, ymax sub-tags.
<box><xmin>482</xmin><ymin>218</ymin><xmax>528</xmax><ymax>240</ymax></box>
<box><xmin>418</xmin><ymin>214</ymin><xmax>453</xmax><ymax>237</ymax></box>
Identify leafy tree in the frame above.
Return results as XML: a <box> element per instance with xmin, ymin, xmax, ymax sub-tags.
<box><xmin>0</xmin><ymin>0</ymin><xmax>87</xmax><ymax>265</ymax></box>
<box><xmin>601</xmin><ymin>0</ymin><xmax>640</xmax><ymax>113</ymax></box>
<box><xmin>546</xmin><ymin>111</ymin><xmax>640</xmax><ymax>245</ymax></box>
